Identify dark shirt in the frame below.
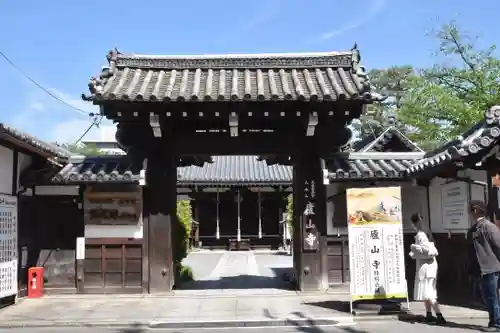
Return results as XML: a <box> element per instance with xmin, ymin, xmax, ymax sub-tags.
<box><xmin>468</xmin><ymin>217</ymin><xmax>500</xmax><ymax>276</ymax></box>
<box><xmin>467</xmin><ymin>223</ymin><xmax>481</xmax><ymax>276</ymax></box>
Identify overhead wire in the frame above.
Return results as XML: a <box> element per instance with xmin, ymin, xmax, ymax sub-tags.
<box><xmin>0</xmin><ymin>50</ymin><xmax>102</xmax><ymax>144</ymax></box>
<box><xmin>73</xmin><ymin>115</ymin><xmax>103</xmax><ymax>146</ymax></box>
<box><xmin>0</xmin><ymin>50</ymin><xmax>95</xmax><ymax>116</ymax></box>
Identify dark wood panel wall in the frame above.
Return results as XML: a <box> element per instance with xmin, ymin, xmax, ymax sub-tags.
<box><xmin>195</xmin><ymin>189</ymin><xmax>287</xmax><ymax>249</ymax></box>
<box><xmin>17</xmin><ymin>195</ymin><xmax>83</xmax><ymax>296</ymax></box>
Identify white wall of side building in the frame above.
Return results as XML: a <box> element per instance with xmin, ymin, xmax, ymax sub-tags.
<box><xmin>325</xmin><ymin>168</ymin><xmax>489</xmax><ymax>237</ymax></box>
<box><xmin>0</xmin><ymin>145</ymin><xmax>14</xmax><ymax>195</ymax></box>
<box><xmin>326</xmin><ymin>181</ymin><xmax>429</xmax><ymax>236</ymax></box>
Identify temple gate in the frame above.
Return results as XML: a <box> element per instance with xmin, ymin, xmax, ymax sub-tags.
<box><xmin>82</xmin><ymin>47</ymin><xmax>375</xmax><ymax>292</ymax></box>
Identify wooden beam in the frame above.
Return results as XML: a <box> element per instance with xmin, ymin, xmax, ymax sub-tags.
<box><xmin>99</xmin><ymin>100</ymin><xmax>365</xmax><ymax>121</ymax></box>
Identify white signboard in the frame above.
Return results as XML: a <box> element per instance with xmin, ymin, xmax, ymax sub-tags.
<box><xmin>76</xmin><ymin>237</ymin><xmax>85</xmax><ymax>260</ymax></box>
<box><xmin>349</xmin><ymin>225</ymin><xmax>407</xmax><ymax>300</ymax></box>
<box><xmin>347</xmin><ymin>187</ymin><xmax>407</xmax><ymax>302</ymax></box>
<box><xmin>441</xmin><ymin>182</ymin><xmax>469</xmax><ymax>229</ymax></box>
<box><xmin>0</xmin><ymin>194</ymin><xmax>18</xmax><ymax>298</ymax></box>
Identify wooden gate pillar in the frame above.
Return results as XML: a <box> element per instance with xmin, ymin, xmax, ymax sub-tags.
<box><xmin>292</xmin><ymin>149</ymin><xmax>327</xmax><ymax>291</ymax></box>
<box><xmin>143</xmin><ymin>140</ymin><xmax>177</xmax><ymax>293</ymax></box>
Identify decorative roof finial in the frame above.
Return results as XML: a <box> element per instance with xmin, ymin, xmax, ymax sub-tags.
<box><xmin>106</xmin><ymin>47</ymin><xmax>121</xmax><ymax>63</ymax></box>
<box><xmin>350</xmin><ymin>42</ymin><xmax>360</xmax><ymax>69</ymax></box>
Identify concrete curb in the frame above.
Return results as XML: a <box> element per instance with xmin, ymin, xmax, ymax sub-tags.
<box><xmin>150</xmin><ymin>318</ymin><xmax>348</xmax><ymax>329</ymax></box>
<box><xmin>0</xmin><ymin>317</ymin><xmax>353</xmax><ymax>329</ymax></box>
<box><xmin>0</xmin><ymin>318</ymin><xmax>354</xmax><ymax>329</ymax></box>
<box><xmin>0</xmin><ymin>312</ymin><xmax>488</xmax><ymax>328</ymax></box>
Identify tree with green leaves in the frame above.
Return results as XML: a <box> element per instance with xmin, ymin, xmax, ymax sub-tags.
<box><xmin>59</xmin><ymin>142</ymin><xmax>106</xmax><ymax>156</ymax></box>
<box><xmin>173</xmin><ymin>200</ymin><xmax>194</xmax><ymax>285</ymax></box>
<box><xmin>352</xmin><ymin>66</ymin><xmax>415</xmax><ymax>139</ymax></box>
<box><xmin>398</xmin><ymin>22</ymin><xmax>500</xmax><ymax>149</ymax></box>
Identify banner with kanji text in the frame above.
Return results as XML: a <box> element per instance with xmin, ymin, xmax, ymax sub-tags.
<box><xmin>346</xmin><ymin>186</ymin><xmax>407</xmax><ymax>301</ymax></box>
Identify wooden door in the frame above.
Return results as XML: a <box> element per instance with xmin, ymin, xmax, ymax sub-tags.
<box><xmin>83</xmin><ymin>239</ymin><xmax>142</xmax><ymax>293</ymax></box>
<box><xmin>327</xmin><ymin>237</ymin><xmax>349</xmax><ymax>285</ymax></box>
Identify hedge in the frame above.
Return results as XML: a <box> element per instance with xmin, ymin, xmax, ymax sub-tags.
<box><xmin>173</xmin><ymin>200</ymin><xmax>194</xmax><ymax>284</ymax></box>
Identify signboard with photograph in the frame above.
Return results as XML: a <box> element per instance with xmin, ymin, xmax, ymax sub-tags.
<box><xmin>441</xmin><ymin>181</ymin><xmax>469</xmax><ymax>230</ymax></box>
<box><xmin>347</xmin><ymin>187</ymin><xmax>408</xmax><ymax>304</ymax></box>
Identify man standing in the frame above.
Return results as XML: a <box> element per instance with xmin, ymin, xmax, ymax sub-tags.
<box><xmin>468</xmin><ymin>200</ymin><xmax>500</xmax><ymax>331</ymax></box>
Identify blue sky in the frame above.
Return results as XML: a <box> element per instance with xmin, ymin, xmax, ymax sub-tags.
<box><xmin>0</xmin><ymin>0</ymin><xmax>498</xmax><ymax>144</ymax></box>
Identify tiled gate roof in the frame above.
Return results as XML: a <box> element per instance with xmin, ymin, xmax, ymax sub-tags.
<box><xmin>52</xmin><ymin>155</ymin><xmax>293</xmax><ymax>185</ymax></box>
<box><xmin>85</xmin><ymin>49</ymin><xmax>374</xmax><ymax>103</ymax></box>
<box><xmin>52</xmin><ymin>152</ymin><xmax>422</xmax><ymax>185</ymax></box>
<box><xmin>325</xmin><ymin>152</ymin><xmax>423</xmax><ymax>181</ymax></box>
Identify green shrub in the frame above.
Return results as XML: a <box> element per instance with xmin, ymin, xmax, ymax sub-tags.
<box><xmin>177</xmin><ymin>264</ymin><xmax>194</xmax><ymax>283</ymax></box>
<box><xmin>173</xmin><ymin>200</ymin><xmax>192</xmax><ymax>284</ymax></box>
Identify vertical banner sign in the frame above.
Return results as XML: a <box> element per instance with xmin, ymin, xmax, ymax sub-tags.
<box><xmin>0</xmin><ymin>194</ymin><xmax>18</xmax><ymax>298</ymax></box>
<box><xmin>347</xmin><ymin>187</ymin><xmax>407</xmax><ymax>302</ymax></box>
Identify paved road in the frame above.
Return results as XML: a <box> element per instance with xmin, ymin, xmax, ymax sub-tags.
<box><xmin>180</xmin><ymin>251</ymin><xmax>294</xmax><ymax>291</ymax></box>
<box><xmin>0</xmin><ymin>319</ymin><xmax>492</xmax><ymax>332</ymax></box>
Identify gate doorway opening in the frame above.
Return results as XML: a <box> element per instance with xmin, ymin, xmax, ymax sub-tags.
<box><xmin>178</xmin><ymin>250</ymin><xmax>295</xmax><ymax>292</ymax></box>
<box><xmin>76</xmin><ymin>47</ymin><xmax>375</xmax><ymax>294</ymax></box>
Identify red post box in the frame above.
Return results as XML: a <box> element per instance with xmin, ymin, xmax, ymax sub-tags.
<box><xmin>28</xmin><ymin>267</ymin><xmax>44</xmax><ymax>298</ymax></box>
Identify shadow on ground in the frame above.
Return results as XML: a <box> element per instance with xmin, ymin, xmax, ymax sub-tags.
<box><xmin>438</xmin><ymin>291</ymin><xmax>486</xmax><ymax>311</ymax></box>
<box><xmin>177</xmin><ymin>267</ymin><xmax>295</xmax><ymax>290</ymax></box>
<box><xmin>117</xmin><ymin>323</ymin><xmax>147</xmax><ymax>333</ymax></box>
<box><xmin>306</xmin><ymin>299</ymin><xmax>487</xmax><ymax>331</ymax></box>
<box><xmin>398</xmin><ymin>313</ymin><xmax>486</xmax><ymax>331</ymax></box>
<box><xmin>306</xmin><ymin>299</ymin><xmax>406</xmax><ymax>315</ymax></box>
<box><xmin>263</xmin><ymin>309</ymin><xmax>370</xmax><ymax>333</ymax></box>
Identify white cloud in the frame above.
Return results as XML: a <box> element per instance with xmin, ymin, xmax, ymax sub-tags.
<box><xmin>315</xmin><ymin>0</ymin><xmax>387</xmax><ymax>41</ymax></box>
<box><xmin>46</xmin><ymin>88</ymin><xmax>98</xmax><ymax>117</ymax></box>
<box><xmin>7</xmin><ymin>85</ymin><xmax>116</xmax><ymax>145</ymax></box>
<box><xmin>51</xmin><ymin>118</ymin><xmax>116</xmax><ymax>144</ymax></box>
<box><xmin>41</xmin><ymin>88</ymin><xmax>117</xmax><ymax>143</ymax></box>
<box><xmin>29</xmin><ymin>101</ymin><xmax>45</xmax><ymax>112</ymax></box>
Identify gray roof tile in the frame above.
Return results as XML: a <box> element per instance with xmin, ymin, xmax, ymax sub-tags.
<box><xmin>52</xmin><ymin>155</ymin><xmax>292</xmax><ymax>185</ymax></box>
<box><xmin>52</xmin><ymin>152</ymin><xmax>423</xmax><ymax>185</ymax></box>
<box><xmin>85</xmin><ymin>49</ymin><xmax>374</xmax><ymax>103</ymax></box>
<box><xmin>1</xmin><ymin>124</ymin><xmax>71</xmax><ymax>160</ymax></box>
<box><xmin>326</xmin><ymin>152</ymin><xmax>423</xmax><ymax>181</ymax></box>
<box><xmin>407</xmin><ymin>106</ymin><xmax>500</xmax><ymax>175</ymax></box>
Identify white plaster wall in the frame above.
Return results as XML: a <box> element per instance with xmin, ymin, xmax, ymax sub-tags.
<box><xmin>401</xmin><ymin>185</ymin><xmax>429</xmax><ymax>232</ymax></box>
<box><xmin>0</xmin><ymin>146</ymin><xmax>14</xmax><ymax>195</ymax></box>
<box><xmin>84</xmin><ymin>225</ymin><xmax>143</xmax><ymax>238</ymax></box>
<box><xmin>16</xmin><ymin>152</ymin><xmax>32</xmax><ymax>192</ymax></box>
<box><xmin>326</xmin><ymin>183</ymin><xmax>341</xmax><ymax>235</ymax></box>
<box><xmin>326</xmin><ymin>181</ymin><xmax>429</xmax><ymax>235</ymax></box>
<box><xmin>428</xmin><ymin>170</ymin><xmax>487</xmax><ymax>234</ymax></box>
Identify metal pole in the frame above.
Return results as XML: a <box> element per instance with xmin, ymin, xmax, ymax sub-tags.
<box><xmin>216</xmin><ymin>188</ymin><xmax>220</xmax><ymax>240</ymax></box>
<box><xmin>237</xmin><ymin>188</ymin><xmax>241</xmax><ymax>242</ymax></box>
<box><xmin>258</xmin><ymin>189</ymin><xmax>262</xmax><ymax>239</ymax></box>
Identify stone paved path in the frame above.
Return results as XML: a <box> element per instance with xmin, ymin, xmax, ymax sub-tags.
<box><xmin>179</xmin><ymin>251</ymin><xmax>294</xmax><ymax>293</ymax></box>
